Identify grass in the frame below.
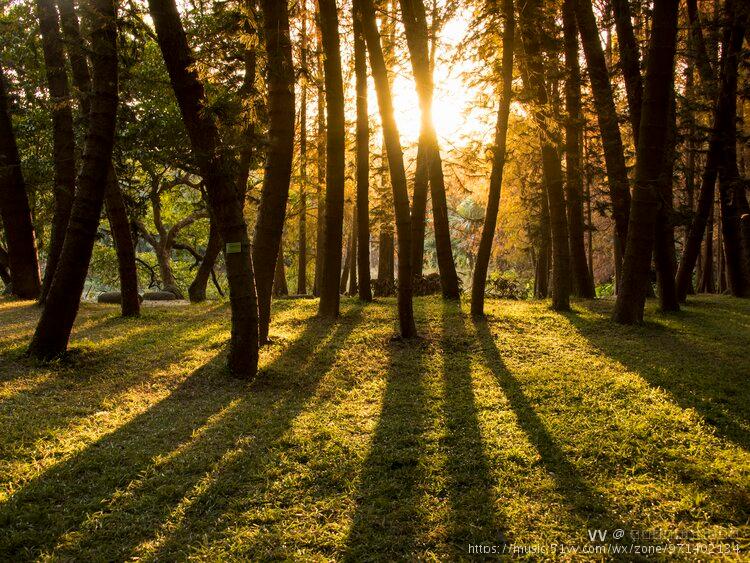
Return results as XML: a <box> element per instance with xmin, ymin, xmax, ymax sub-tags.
<box><xmin>0</xmin><ymin>294</ymin><xmax>748</xmax><ymax>560</ymax></box>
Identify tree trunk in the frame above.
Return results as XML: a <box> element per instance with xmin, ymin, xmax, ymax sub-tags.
<box><xmin>105</xmin><ymin>166</ymin><xmax>140</xmax><ymax>316</ymax></box>
<box><xmin>676</xmin><ymin>4</ymin><xmax>746</xmax><ymax>300</ymax></box>
<box><xmin>518</xmin><ymin>0</ymin><xmax>570</xmax><ymax>311</ymax></box>
<box><xmin>317</xmin><ymin>0</ymin><xmax>346</xmax><ymax>318</ymax></box>
<box><xmin>357</xmin><ymin>0</ymin><xmax>417</xmax><ymax>336</ymax></box>
<box><xmin>148</xmin><ymin>0</ymin><xmax>259</xmax><ymax>377</ymax></box>
<box><xmin>574</xmin><ymin>0</ymin><xmax>631</xmax><ymax>255</ymax></box>
<box><xmin>410</xmin><ymin>141</ymin><xmax>428</xmax><ymax>276</ymax></box>
<box><xmin>354</xmin><ymin>7</ymin><xmax>372</xmax><ymax>302</ymax></box>
<box><xmin>611</xmin><ymin>0</ymin><xmax>643</xmax><ymax>145</ymax></box>
<box><xmin>653</xmin><ymin>95</ymin><xmax>679</xmax><ymax>311</ymax></box>
<box><xmin>562</xmin><ymin>0</ymin><xmax>595</xmax><ymax>298</ymax></box>
<box><xmin>340</xmin><ymin>224</ymin><xmax>351</xmax><ymax>294</ymax></box>
<box><xmin>698</xmin><ymin>203</ymin><xmax>715</xmax><ymax>292</ymax></box>
<box><xmin>313</xmin><ymin>19</ymin><xmax>326</xmax><ymax>298</ymax></box>
<box><xmin>297</xmin><ymin>0</ymin><xmax>308</xmax><ymax>296</ymax></box>
<box><xmin>534</xmin><ymin>190</ymin><xmax>551</xmax><ymax>298</ymax></box>
<box><xmin>273</xmin><ymin>242</ymin><xmax>288</xmax><ymax>296</ymax></box>
<box><xmin>56</xmin><ymin>0</ymin><xmax>140</xmax><ymax>315</ymax></box>
<box><xmin>614</xmin><ymin>0</ymin><xmax>679</xmax><ymax>324</ymax></box>
<box><xmin>28</xmin><ymin>0</ymin><xmax>117</xmax><ymax>358</ymax></box>
<box><xmin>36</xmin><ymin>0</ymin><xmax>76</xmax><ymax>304</ymax></box>
<box><xmin>470</xmin><ymin>0</ymin><xmax>514</xmax><ymax>316</ymax></box>
<box><xmin>0</xmin><ymin>67</ymin><xmax>41</xmax><ymax>299</ymax></box>
<box><xmin>348</xmin><ymin>212</ymin><xmax>358</xmax><ymax>294</ymax></box>
<box><xmin>188</xmin><ymin>220</ymin><xmax>222</xmax><ymax>302</ymax></box>
<box><xmin>254</xmin><ymin>0</ymin><xmax>295</xmax><ymax>342</ymax></box>
<box><xmin>398</xmin><ymin>0</ymin><xmax>460</xmax><ymax>299</ymax></box>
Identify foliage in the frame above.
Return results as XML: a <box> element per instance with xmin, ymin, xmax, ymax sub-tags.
<box><xmin>485</xmin><ymin>271</ymin><xmax>525</xmax><ymax>299</ymax></box>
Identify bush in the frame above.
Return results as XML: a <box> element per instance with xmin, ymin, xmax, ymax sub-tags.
<box><xmin>412</xmin><ymin>273</ymin><xmax>443</xmax><ymax>296</ymax></box>
<box><xmin>485</xmin><ymin>271</ymin><xmax>524</xmax><ymax>299</ymax></box>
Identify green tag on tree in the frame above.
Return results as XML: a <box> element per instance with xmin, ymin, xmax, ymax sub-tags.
<box><xmin>225</xmin><ymin>242</ymin><xmax>242</xmax><ymax>254</ymax></box>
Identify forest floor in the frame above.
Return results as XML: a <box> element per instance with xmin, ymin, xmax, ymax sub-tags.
<box><xmin>0</xmin><ymin>294</ymin><xmax>748</xmax><ymax>560</ymax></box>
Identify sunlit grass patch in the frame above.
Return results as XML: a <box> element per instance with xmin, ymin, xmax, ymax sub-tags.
<box><xmin>0</xmin><ymin>294</ymin><xmax>748</xmax><ymax>560</ymax></box>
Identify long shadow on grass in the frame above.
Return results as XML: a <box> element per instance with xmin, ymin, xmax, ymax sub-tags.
<box><xmin>0</xmin><ymin>305</ymin><xmax>361</xmax><ymax>561</ymax></box>
<box><xmin>569</xmin><ymin>297</ymin><xmax>750</xmax><ymax>452</ymax></box>
<box><xmin>75</xmin><ymin>304</ymin><xmax>363</xmax><ymax>560</ymax></box>
<box><xmin>474</xmin><ymin>319</ymin><xmax>630</xmax><ymax>537</ymax></box>
<box><xmin>342</xmin><ymin>332</ymin><xmax>429</xmax><ymax>560</ymax></box>
<box><xmin>439</xmin><ymin>302</ymin><xmax>506</xmax><ymax>551</ymax></box>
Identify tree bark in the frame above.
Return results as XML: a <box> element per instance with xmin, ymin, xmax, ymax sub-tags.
<box><xmin>317</xmin><ymin>0</ymin><xmax>346</xmax><ymax>318</ymax></box>
<box><xmin>518</xmin><ymin>0</ymin><xmax>570</xmax><ymax>311</ymax></box>
<box><xmin>348</xmin><ymin>212</ymin><xmax>358</xmax><ymax>294</ymax></box>
<box><xmin>354</xmin><ymin>7</ymin><xmax>373</xmax><ymax>302</ymax></box>
<box><xmin>313</xmin><ymin>37</ymin><xmax>326</xmax><ymax>298</ymax></box>
<box><xmin>653</xmin><ymin>95</ymin><xmax>679</xmax><ymax>311</ymax></box>
<box><xmin>357</xmin><ymin>0</ymin><xmax>417</xmax><ymax>336</ymax></box>
<box><xmin>614</xmin><ymin>0</ymin><xmax>679</xmax><ymax>324</ymax></box>
<box><xmin>562</xmin><ymin>0</ymin><xmax>595</xmax><ymax>298</ymax></box>
<box><xmin>254</xmin><ymin>0</ymin><xmax>295</xmax><ymax>342</ymax></box>
<box><xmin>470</xmin><ymin>0</ymin><xmax>514</xmax><ymax>316</ymax></box>
<box><xmin>410</xmin><ymin>141</ymin><xmax>428</xmax><ymax>276</ymax></box>
<box><xmin>28</xmin><ymin>0</ymin><xmax>117</xmax><ymax>358</ymax></box>
<box><xmin>104</xmin><ymin>166</ymin><xmax>140</xmax><ymax>315</ymax></box>
<box><xmin>0</xmin><ymin>67</ymin><xmax>41</xmax><ymax>300</ymax></box>
<box><xmin>676</xmin><ymin>3</ymin><xmax>746</xmax><ymax>300</ymax></box>
<box><xmin>148</xmin><ymin>0</ymin><xmax>259</xmax><ymax>377</ymax></box>
<box><xmin>398</xmin><ymin>0</ymin><xmax>460</xmax><ymax>299</ymax></box>
<box><xmin>273</xmin><ymin>242</ymin><xmax>288</xmax><ymax>296</ymax></box>
<box><xmin>36</xmin><ymin>0</ymin><xmax>76</xmax><ymax>304</ymax></box>
<box><xmin>188</xmin><ymin>220</ymin><xmax>222</xmax><ymax>302</ymax></box>
<box><xmin>611</xmin><ymin>0</ymin><xmax>643</xmax><ymax>146</ymax></box>
<box><xmin>698</xmin><ymin>202</ymin><xmax>715</xmax><ymax>292</ymax></box>
<box><xmin>574</xmin><ymin>0</ymin><xmax>631</xmax><ymax>256</ymax></box>
<box><xmin>297</xmin><ymin>0</ymin><xmax>308</xmax><ymax>296</ymax></box>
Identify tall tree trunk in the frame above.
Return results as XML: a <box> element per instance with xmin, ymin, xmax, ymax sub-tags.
<box><xmin>28</xmin><ymin>0</ymin><xmax>117</xmax><ymax>358</ymax></box>
<box><xmin>357</xmin><ymin>0</ymin><xmax>417</xmax><ymax>336</ymax></box>
<box><xmin>188</xmin><ymin>219</ymin><xmax>222</xmax><ymax>302</ymax></box>
<box><xmin>614</xmin><ymin>0</ymin><xmax>679</xmax><ymax>324</ymax></box>
<box><xmin>611</xmin><ymin>0</ymin><xmax>643</xmax><ymax>145</ymax></box>
<box><xmin>56</xmin><ymin>0</ymin><xmax>139</xmax><ymax>316</ymax></box>
<box><xmin>653</xmin><ymin>95</ymin><xmax>680</xmax><ymax>311</ymax></box>
<box><xmin>410</xmin><ymin>141</ymin><xmax>428</xmax><ymax>276</ymax></box>
<box><xmin>574</xmin><ymin>0</ymin><xmax>631</xmax><ymax>256</ymax></box>
<box><xmin>698</xmin><ymin>203</ymin><xmax>715</xmax><ymax>292</ymax></box>
<box><xmin>534</xmin><ymin>194</ymin><xmax>551</xmax><ymax>298</ymax></box>
<box><xmin>0</xmin><ymin>67</ymin><xmax>41</xmax><ymax>300</ymax></box>
<box><xmin>470</xmin><ymin>0</ymin><xmax>514</xmax><ymax>316</ymax></box>
<box><xmin>313</xmin><ymin>18</ymin><xmax>326</xmax><ymax>298</ymax></box>
<box><xmin>297</xmin><ymin>0</ymin><xmax>308</xmax><ymax>295</ymax></box>
<box><xmin>273</xmin><ymin>242</ymin><xmax>288</xmax><ymax>296</ymax></box>
<box><xmin>562</xmin><ymin>0</ymin><xmax>595</xmax><ymax>298</ymax></box>
<box><xmin>36</xmin><ymin>0</ymin><xmax>76</xmax><ymax>304</ymax></box>
<box><xmin>354</xmin><ymin>7</ymin><xmax>372</xmax><ymax>302</ymax></box>
<box><xmin>377</xmin><ymin>226</ymin><xmax>395</xmax><ymax>289</ymax></box>
<box><xmin>317</xmin><ymin>0</ymin><xmax>346</xmax><ymax>318</ymax></box>
<box><xmin>340</xmin><ymin>222</ymin><xmax>351</xmax><ymax>294</ymax></box>
<box><xmin>254</xmin><ymin>0</ymin><xmax>294</xmax><ymax>342</ymax></box>
<box><xmin>105</xmin><ymin>166</ymin><xmax>140</xmax><ymax>316</ymax></box>
<box><xmin>676</xmin><ymin>4</ymin><xmax>746</xmax><ymax>300</ymax></box>
<box><xmin>518</xmin><ymin>0</ymin><xmax>570</xmax><ymax>311</ymax></box>
<box><xmin>348</xmin><ymin>212</ymin><xmax>358</xmax><ymax>294</ymax></box>
<box><xmin>398</xmin><ymin>0</ymin><xmax>460</xmax><ymax>299</ymax></box>
<box><xmin>148</xmin><ymin>0</ymin><xmax>259</xmax><ymax>377</ymax></box>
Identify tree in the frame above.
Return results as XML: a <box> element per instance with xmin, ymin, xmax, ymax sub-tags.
<box><xmin>148</xmin><ymin>0</ymin><xmax>259</xmax><ymax>377</ymax></box>
<box><xmin>357</xmin><ymin>0</ymin><xmax>417</xmax><ymax>337</ymax></box>
<box><xmin>398</xmin><ymin>0</ymin><xmax>460</xmax><ymax>300</ymax></box>
<box><xmin>253</xmin><ymin>0</ymin><xmax>295</xmax><ymax>342</ymax></box>
<box><xmin>35</xmin><ymin>0</ymin><xmax>76</xmax><ymax>303</ymax></box>
<box><xmin>518</xmin><ymin>0</ymin><xmax>570</xmax><ymax>311</ymax></box>
<box><xmin>470</xmin><ymin>0</ymin><xmax>514</xmax><ymax>316</ymax></box>
<box><xmin>354</xmin><ymin>6</ymin><xmax>372</xmax><ymax>302</ymax></box>
<box><xmin>317</xmin><ymin>0</ymin><xmax>346</xmax><ymax>319</ymax></box>
<box><xmin>28</xmin><ymin>0</ymin><xmax>118</xmax><ymax>358</ymax></box>
<box><xmin>0</xmin><ymin>65</ymin><xmax>42</xmax><ymax>300</ymax></box>
<box><xmin>573</xmin><ymin>0</ymin><xmax>631</xmax><ymax>260</ymax></box>
<box><xmin>614</xmin><ymin>0</ymin><xmax>680</xmax><ymax>324</ymax></box>
<box><xmin>188</xmin><ymin>221</ymin><xmax>222</xmax><ymax>302</ymax></box>
<box><xmin>562</xmin><ymin>0</ymin><xmax>594</xmax><ymax>298</ymax></box>
<box><xmin>297</xmin><ymin>0</ymin><xmax>309</xmax><ymax>296</ymax></box>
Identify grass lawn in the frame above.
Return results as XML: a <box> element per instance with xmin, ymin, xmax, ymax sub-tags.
<box><xmin>0</xmin><ymin>294</ymin><xmax>748</xmax><ymax>560</ymax></box>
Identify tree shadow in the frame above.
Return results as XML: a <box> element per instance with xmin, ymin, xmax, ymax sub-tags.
<box><xmin>439</xmin><ymin>302</ymin><xmax>506</xmax><ymax>551</ymax></box>
<box><xmin>568</xmin><ymin>297</ymin><xmax>750</xmax><ymax>452</ymax></box>
<box><xmin>342</xmin><ymin>334</ymin><xmax>429</xmax><ymax>560</ymax></box>
<box><xmin>473</xmin><ymin>318</ymin><xmax>631</xmax><ymax>537</ymax></box>
<box><xmin>0</xmin><ymin>304</ymin><xmax>362</xmax><ymax>560</ymax></box>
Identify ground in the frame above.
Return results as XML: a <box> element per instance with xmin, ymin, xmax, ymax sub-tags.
<box><xmin>0</xmin><ymin>295</ymin><xmax>748</xmax><ymax>560</ymax></box>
